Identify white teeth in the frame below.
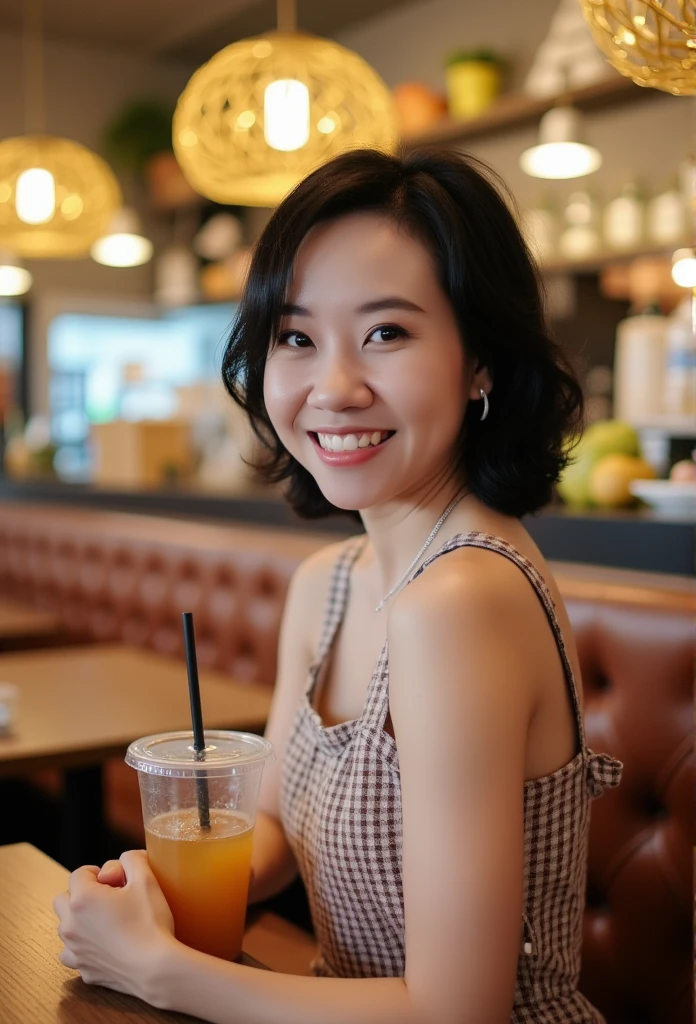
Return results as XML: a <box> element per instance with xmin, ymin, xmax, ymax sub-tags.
<box><xmin>316</xmin><ymin>431</ymin><xmax>391</xmax><ymax>452</ymax></box>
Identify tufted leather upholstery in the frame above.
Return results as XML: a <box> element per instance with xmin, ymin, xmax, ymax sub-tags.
<box><xmin>0</xmin><ymin>503</ymin><xmax>692</xmax><ymax>1023</ymax></box>
<box><xmin>0</xmin><ymin>504</ymin><xmax>327</xmax><ymax>683</ymax></box>
<box><xmin>557</xmin><ymin>565</ymin><xmax>695</xmax><ymax>1024</ymax></box>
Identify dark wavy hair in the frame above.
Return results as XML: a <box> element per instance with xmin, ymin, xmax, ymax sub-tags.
<box><xmin>222</xmin><ymin>146</ymin><xmax>584</xmax><ymax>519</ymax></box>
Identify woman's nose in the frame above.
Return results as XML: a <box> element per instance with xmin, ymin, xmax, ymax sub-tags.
<box><xmin>306</xmin><ymin>354</ymin><xmax>373</xmax><ymax>411</ymax></box>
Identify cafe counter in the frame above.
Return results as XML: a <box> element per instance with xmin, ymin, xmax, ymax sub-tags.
<box><xmin>0</xmin><ymin>477</ymin><xmax>692</xmax><ymax>576</ymax></box>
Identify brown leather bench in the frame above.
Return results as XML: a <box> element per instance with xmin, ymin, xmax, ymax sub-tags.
<box><xmin>0</xmin><ymin>502</ymin><xmax>692</xmax><ymax>1020</ymax></box>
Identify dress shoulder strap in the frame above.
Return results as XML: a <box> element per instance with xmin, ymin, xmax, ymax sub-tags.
<box><xmin>409</xmin><ymin>531</ymin><xmax>588</xmax><ymax>751</ymax></box>
<box><xmin>315</xmin><ymin>535</ymin><xmax>367</xmax><ymax>664</ymax></box>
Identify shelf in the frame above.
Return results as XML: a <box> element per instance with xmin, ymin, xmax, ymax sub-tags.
<box><xmin>407</xmin><ymin>75</ymin><xmax>652</xmax><ymax>147</ymax></box>
<box><xmin>540</xmin><ymin>240</ymin><xmax>690</xmax><ymax>276</ymax></box>
<box><xmin>631</xmin><ymin>416</ymin><xmax>696</xmax><ymax>439</ymax></box>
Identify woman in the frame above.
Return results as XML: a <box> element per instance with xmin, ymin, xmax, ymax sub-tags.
<box><xmin>55</xmin><ymin>147</ymin><xmax>622</xmax><ymax>1024</ymax></box>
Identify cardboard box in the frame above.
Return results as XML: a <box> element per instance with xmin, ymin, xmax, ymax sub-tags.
<box><xmin>92</xmin><ymin>419</ymin><xmax>193</xmax><ymax>488</ymax></box>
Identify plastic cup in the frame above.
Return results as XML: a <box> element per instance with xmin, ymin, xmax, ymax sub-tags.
<box><xmin>125</xmin><ymin>730</ymin><xmax>274</xmax><ymax>961</ymax></box>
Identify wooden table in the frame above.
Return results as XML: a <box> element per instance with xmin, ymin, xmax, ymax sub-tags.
<box><xmin>0</xmin><ymin>598</ymin><xmax>63</xmax><ymax>652</ymax></box>
<box><xmin>0</xmin><ymin>842</ymin><xmax>270</xmax><ymax>1024</ymax></box>
<box><xmin>0</xmin><ymin>644</ymin><xmax>273</xmax><ymax>866</ymax></box>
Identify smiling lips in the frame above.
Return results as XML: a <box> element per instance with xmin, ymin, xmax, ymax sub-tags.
<box><xmin>309</xmin><ymin>429</ymin><xmax>395</xmax><ymax>465</ymax></box>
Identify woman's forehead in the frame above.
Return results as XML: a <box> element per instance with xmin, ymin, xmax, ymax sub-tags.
<box><xmin>287</xmin><ymin>212</ymin><xmax>440</xmax><ymax>306</ymax></box>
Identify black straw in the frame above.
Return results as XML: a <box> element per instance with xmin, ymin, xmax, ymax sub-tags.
<box><xmin>182</xmin><ymin>611</ymin><xmax>210</xmax><ymax>830</ymax></box>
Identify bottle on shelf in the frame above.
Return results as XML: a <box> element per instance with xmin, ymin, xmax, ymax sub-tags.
<box><xmin>602</xmin><ymin>180</ymin><xmax>644</xmax><ymax>251</ymax></box>
<box><xmin>559</xmin><ymin>191</ymin><xmax>601</xmax><ymax>260</ymax></box>
<box><xmin>663</xmin><ymin>297</ymin><xmax>696</xmax><ymax>418</ymax></box>
<box><xmin>646</xmin><ymin>180</ymin><xmax>687</xmax><ymax>246</ymax></box>
<box><xmin>613</xmin><ymin>302</ymin><xmax>668</xmax><ymax>424</ymax></box>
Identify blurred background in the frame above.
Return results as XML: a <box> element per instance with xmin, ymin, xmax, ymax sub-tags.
<box><xmin>0</xmin><ymin>9</ymin><xmax>693</xmax><ymax>1021</ymax></box>
<box><xmin>0</xmin><ymin>0</ymin><xmax>693</xmax><ymax>568</ymax></box>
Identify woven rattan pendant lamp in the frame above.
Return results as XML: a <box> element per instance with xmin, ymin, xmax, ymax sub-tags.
<box><xmin>0</xmin><ymin>0</ymin><xmax>121</xmax><ymax>258</ymax></box>
<box><xmin>173</xmin><ymin>0</ymin><xmax>398</xmax><ymax>207</ymax></box>
<box><xmin>579</xmin><ymin>0</ymin><xmax>696</xmax><ymax>95</ymax></box>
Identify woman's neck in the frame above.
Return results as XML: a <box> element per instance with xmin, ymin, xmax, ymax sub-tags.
<box><xmin>357</xmin><ymin>480</ymin><xmax>482</xmax><ymax>609</ymax></box>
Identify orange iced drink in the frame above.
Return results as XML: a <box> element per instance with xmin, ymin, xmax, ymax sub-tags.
<box><xmin>126</xmin><ymin>730</ymin><xmax>273</xmax><ymax>963</ymax></box>
<box><xmin>146</xmin><ymin>807</ymin><xmax>254</xmax><ymax>961</ymax></box>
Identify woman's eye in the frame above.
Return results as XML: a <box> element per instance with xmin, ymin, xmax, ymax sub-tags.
<box><xmin>367</xmin><ymin>324</ymin><xmax>407</xmax><ymax>344</ymax></box>
<box><xmin>278</xmin><ymin>330</ymin><xmax>313</xmax><ymax>348</ymax></box>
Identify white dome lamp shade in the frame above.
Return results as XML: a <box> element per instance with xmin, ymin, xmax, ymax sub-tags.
<box><xmin>671</xmin><ymin>248</ymin><xmax>696</xmax><ymax>289</ymax></box>
<box><xmin>0</xmin><ymin>250</ymin><xmax>32</xmax><ymax>296</ymax></box>
<box><xmin>90</xmin><ymin>207</ymin><xmax>154</xmax><ymax>268</ymax></box>
<box><xmin>520</xmin><ymin>106</ymin><xmax>602</xmax><ymax>180</ymax></box>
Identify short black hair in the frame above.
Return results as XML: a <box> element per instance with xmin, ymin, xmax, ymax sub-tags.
<box><xmin>222</xmin><ymin>146</ymin><xmax>584</xmax><ymax>519</ymax></box>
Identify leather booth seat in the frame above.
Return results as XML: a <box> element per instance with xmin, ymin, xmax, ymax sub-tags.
<box><xmin>0</xmin><ymin>503</ymin><xmax>692</xmax><ymax>1023</ymax></box>
<box><xmin>0</xmin><ymin>504</ymin><xmax>327</xmax><ymax>681</ymax></box>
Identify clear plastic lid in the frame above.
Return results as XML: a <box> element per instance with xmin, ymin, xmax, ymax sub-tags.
<box><xmin>125</xmin><ymin>730</ymin><xmax>274</xmax><ymax>778</ymax></box>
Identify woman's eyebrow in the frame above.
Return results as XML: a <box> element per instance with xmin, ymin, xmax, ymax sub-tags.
<box><xmin>278</xmin><ymin>297</ymin><xmax>426</xmax><ymax>317</ymax></box>
<box><xmin>280</xmin><ymin>302</ymin><xmax>312</xmax><ymax>316</ymax></box>
<box><xmin>356</xmin><ymin>297</ymin><xmax>425</xmax><ymax>314</ymax></box>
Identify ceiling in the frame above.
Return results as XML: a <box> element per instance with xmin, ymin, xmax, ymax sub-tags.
<box><xmin>0</xmin><ymin>0</ymin><xmax>415</xmax><ymax>64</ymax></box>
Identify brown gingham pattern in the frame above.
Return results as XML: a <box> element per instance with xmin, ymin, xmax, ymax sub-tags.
<box><xmin>280</xmin><ymin>532</ymin><xmax>622</xmax><ymax>1021</ymax></box>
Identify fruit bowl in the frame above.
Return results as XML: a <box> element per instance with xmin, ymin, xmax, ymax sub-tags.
<box><xmin>629</xmin><ymin>480</ymin><xmax>696</xmax><ymax>518</ymax></box>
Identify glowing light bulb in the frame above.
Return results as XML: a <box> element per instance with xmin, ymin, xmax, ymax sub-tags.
<box><xmin>671</xmin><ymin>248</ymin><xmax>696</xmax><ymax>288</ymax></box>
<box><xmin>15</xmin><ymin>167</ymin><xmax>56</xmax><ymax>224</ymax></box>
<box><xmin>520</xmin><ymin>142</ymin><xmax>602</xmax><ymax>179</ymax></box>
<box><xmin>264</xmin><ymin>80</ymin><xmax>310</xmax><ymax>152</ymax></box>
<box><xmin>0</xmin><ymin>257</ymin><xmax>32</xmax><ymax>296</ymax></box>
<box><xmin>520</xmin><ymin>107</ymin><xmax>602</xmax><ymax>180</ymax></box>
<box><xmin>90</xmin><ymin>208</ymin><xmax>154</xmax><ymax>267</ymax></box>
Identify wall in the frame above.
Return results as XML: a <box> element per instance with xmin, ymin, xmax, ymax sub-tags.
<box><xmin>337</xmin><ymin>0</ymin><xmax>694</xmax><ymax>207</ymax></box>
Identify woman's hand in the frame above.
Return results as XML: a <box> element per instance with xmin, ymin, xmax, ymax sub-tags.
<box><xmin>53</xmin><ymin>850</ymin><xmax>177</xmax><ymax>1003</ymax></box>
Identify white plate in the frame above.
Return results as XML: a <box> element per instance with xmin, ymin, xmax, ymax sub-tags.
<box><xmin>629</xmin><ymin>479</ymin><xmax>696</xmax><ymax>517</ymax></box>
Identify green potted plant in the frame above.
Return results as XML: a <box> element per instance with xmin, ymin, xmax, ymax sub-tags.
<box><xmin>102</xmin><ymin>99</ymin><xmax>198</xmax><ymax>210</ymax></box>
<box><xmin>445</xmin><ymin>48</ymin><xmax>505</xmax><ymax>119</ymax></box>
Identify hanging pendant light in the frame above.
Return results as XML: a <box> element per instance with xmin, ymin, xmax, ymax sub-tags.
<box><xmin>0</xmin><ymin>0</ymin><xmax>120</xmax><ymax>259</ymax></box>
<box><xmin>519</xmin><ymin>106</ymin><xmax>602</xmax><ymax>179</ymax></box>
<box><xmin>671</xmin><ymin>247</ymin><xmax>696</xmax><ymax>287</ymax></box>
<box><xmin>0</xmin><ymin>251</ymin><xmax>32</xmax><ymax>296</ymax></box>
<box><xmin>173</xmin><ymin>0</ymin><xmax>397</xmax><ymax>207</ymax></box>
<box><xmin>90</xmin><ymin>207</ymin><xmax>153</xmax><ymax>268</ymax></box>
<box><xmin>579</xmin><ymin>0</ymin><xmax>696</xmax><ymax>96</ymax></box>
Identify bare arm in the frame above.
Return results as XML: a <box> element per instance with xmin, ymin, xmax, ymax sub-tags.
<box><xmin>148</xmin><ymin>553</ymin><xmax>537</xmax><ymax>1024</ymax></box>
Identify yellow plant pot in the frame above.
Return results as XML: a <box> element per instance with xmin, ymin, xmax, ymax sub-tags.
<box><xmin>446</xmin><ymin>61</ymin><xmax>501</xmax><ymax>119</ymax></box>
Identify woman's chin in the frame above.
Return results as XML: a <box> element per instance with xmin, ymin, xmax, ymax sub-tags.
<box><xmin>316</xmin><ymin>485</ymin><xmax>381</xmax><ymax>514</ymax></box>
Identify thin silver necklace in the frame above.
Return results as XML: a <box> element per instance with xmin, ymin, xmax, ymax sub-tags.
<box><xmin>375</xmin><ymin>491</ymin><xmax>469</xmax><ymax>612</ymax></box>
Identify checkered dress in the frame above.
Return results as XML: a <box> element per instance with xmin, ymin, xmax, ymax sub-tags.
<box><xmin>280</xmin><ymin>533</ymin><xmax>622</xmax><ymax>1021</ymax></box>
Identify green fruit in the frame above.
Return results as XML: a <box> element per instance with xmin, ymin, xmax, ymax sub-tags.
<box><xmin>583</xmin><ymin>420</ymin><xmax>640</xmax><ymax>459</ymax></box>
<box><xmin>557</xmin><ymin>440</ymin><xmax>598</xmax><ymax>506</ymax></box>
<box><xmin>558</xmin><ymin>420</ymin><xmax>641</xmax><ymax>507</ymax></box>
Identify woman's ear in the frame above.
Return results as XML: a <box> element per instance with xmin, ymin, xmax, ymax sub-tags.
<box><xmin>469</xmin><ymin>365</ymin><xmax>493</xmax><ymax>401</ymax></box>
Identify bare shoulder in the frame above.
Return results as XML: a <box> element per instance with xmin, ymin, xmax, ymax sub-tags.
<box><xmin>390</xmin><ymin>542</ymin><xmax>537</xmax><ymax>625</ymax></box>
<box><xmin>285</xmin><ymin>536</ymin><xmax>361</xmax><ymax>658</ymax></box>
<box><xmin>290</xmin><ymin>536</ymin><xmax>355</xmax><ymax>601</ymax></box>
<box><xmin>386</xmin><ymin>543</ymin><xmax>545</xmax><ymax>717</ymax></box>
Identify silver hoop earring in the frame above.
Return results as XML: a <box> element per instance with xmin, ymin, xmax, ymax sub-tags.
<box><xmin>479</xmin><ymin>388</ymin><xmax>489</xmax><ymax>422</ymax></box>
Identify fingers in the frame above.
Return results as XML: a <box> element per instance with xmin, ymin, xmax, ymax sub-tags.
<box><xmin>97</xmin><ymin>860</ymin><xmax>127</xmax><ymax>887</ymax></box>
<box><xmin>119</xmin><ymin>849</ymin><xmax>150</xmax><ymax>884</ymax></box>
<box><xmin>68</xmin><ymin>865</ymin><xmax>100</xmax><ymax>896</ymax></box>
<box><xmin>53</xmin><ymin>890</ymin><xmax>69</xmax><ymax>920</ymax></box>
<box><xmin>59</xmin><ymin>947</ymin><xmax>79</xmax><ymax>970</ymax></box>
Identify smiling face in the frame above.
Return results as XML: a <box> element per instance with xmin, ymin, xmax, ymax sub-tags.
<box><xmin>263</xmin><ymin>212</ymin><xmax>488</xmax><ymax>513</ymax></box>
